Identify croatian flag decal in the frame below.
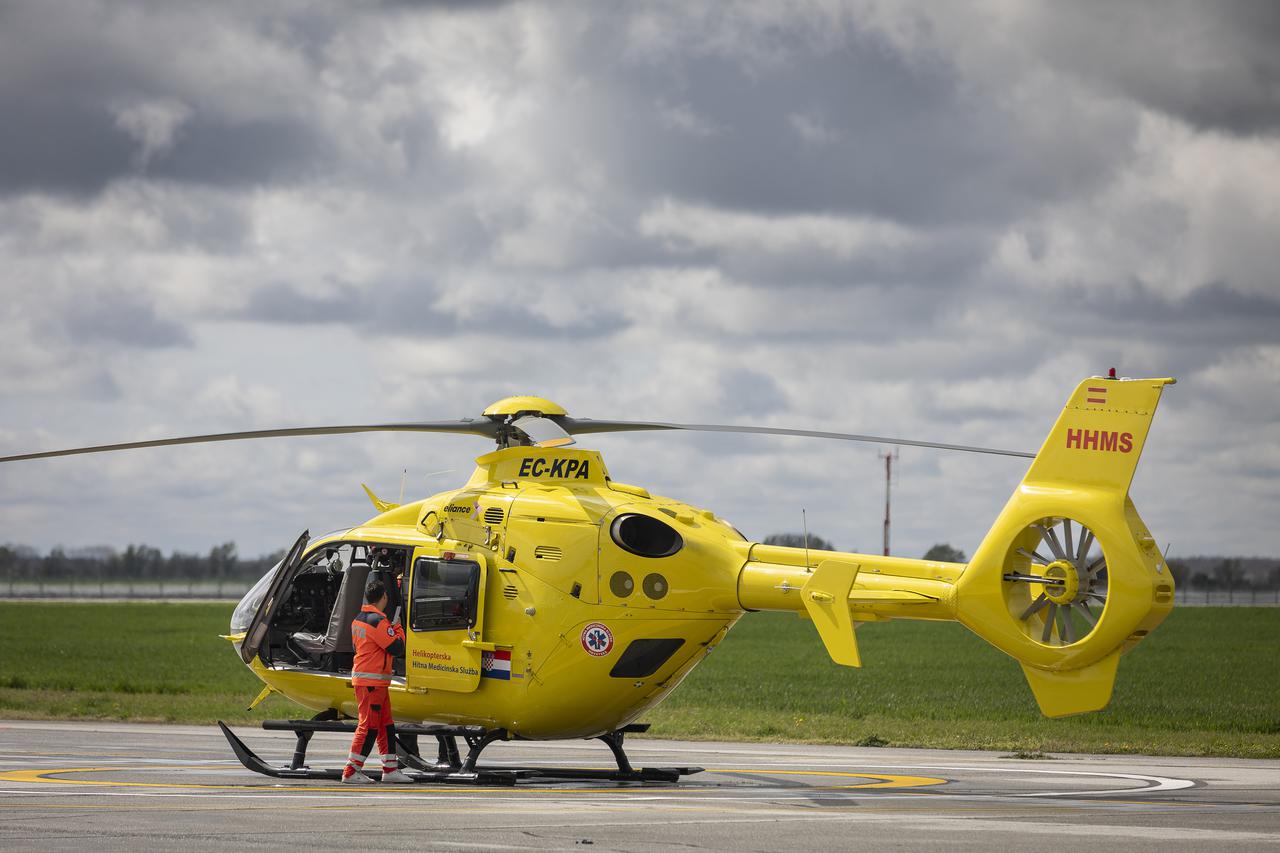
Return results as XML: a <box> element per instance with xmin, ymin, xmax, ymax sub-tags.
<box><xmin>481</xmin><ymin>649</ymin><xmax>511</xmax><ymax>680</ymax></box>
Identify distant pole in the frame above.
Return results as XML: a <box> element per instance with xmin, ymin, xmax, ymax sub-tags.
<box><xmin>879</xmin><ymin>448</ymin><xmax>899</xmax><ymax>556</ymax></box>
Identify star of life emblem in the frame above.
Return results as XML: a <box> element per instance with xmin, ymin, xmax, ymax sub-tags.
<box><xmin>580</xmin><ymin>622</ymin><xmax>614</xmax><ymax>657</ymax></box>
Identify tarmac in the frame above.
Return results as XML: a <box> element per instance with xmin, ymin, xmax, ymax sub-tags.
<box><xmin>0</xmin><ymin>719</ymin><xmax>1277</xmax><ymax>851</ymax></box>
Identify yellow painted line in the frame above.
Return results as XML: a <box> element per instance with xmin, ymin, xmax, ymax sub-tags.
<box><xmin>0</xmin><ymin>765</ymin><xmax>946</xmax><ymax>793</ymax></box>
<box><xmin>0</xmin><ymin>767</ymin><xmax>457</xmax><ymax>793</ymax></box>
<box><xmin>708</xmin><ymin>768</ymin><xmax>945</xmax><ymax>789</ymax></box>
<box><xmin>1</xmin><ymin>767</ymin><xmax>265</xmax><ymax>790</ymax></box>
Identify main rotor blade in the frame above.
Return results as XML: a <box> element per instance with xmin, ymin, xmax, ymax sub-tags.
<box><xmin>0</xmin><ymin>420</ymin><xmax>498</xmax><ymax>464</ymax></box>
<box><xmin>2</xmin><ymin>412</ymin><xmax>1036</xmax><ymax>464</ymax></box>
<box><xmin>559</xmin><ymin>419</ymin><xmax>1035</xmax><ymax>459</ymax></box>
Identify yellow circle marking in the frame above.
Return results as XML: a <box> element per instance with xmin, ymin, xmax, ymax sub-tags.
<box><xmin>0</xmin><ymin>766</ymin><xmax>945</xmax><ymax>793</ymax></box>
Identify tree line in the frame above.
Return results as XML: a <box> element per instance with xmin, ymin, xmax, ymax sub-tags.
<box><xmin>0</xmin><ymin>542</ymin><xmax>283</xmax><ymax>583</ymax></box>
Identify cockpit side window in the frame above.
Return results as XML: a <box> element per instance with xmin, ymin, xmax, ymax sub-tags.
<box><xmin>610</xmin><ymin>513</ymin><xmax>683</xmax><ymax>558</ymax></box>
<box><xmin>409</xmin><ymin>558</ymin><xmax>479</xmax><ymax>632</ymax></box>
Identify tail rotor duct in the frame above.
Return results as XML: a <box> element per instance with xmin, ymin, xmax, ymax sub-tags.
<box><xmin>1003</xmin><ymin>517</ymin><xmax>1109</xmax><ymax>648</ymax></box>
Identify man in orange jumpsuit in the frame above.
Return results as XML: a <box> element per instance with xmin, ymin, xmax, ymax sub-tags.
<box><xmin>341</xmin><ymin>579</ymin><xmax>412</xmax><ymax>784</ymax></box>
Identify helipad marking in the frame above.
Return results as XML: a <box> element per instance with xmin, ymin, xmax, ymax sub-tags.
<box><xmin>0</xmin><ymin>765</ymin><xmax>945</xmax><ymax>793</ymax></box>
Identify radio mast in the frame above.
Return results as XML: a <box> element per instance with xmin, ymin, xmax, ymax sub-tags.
<box><xmin>879</xmin><ymin>448</ymin><xmax>899</xmax><ymax>556</ymax></box>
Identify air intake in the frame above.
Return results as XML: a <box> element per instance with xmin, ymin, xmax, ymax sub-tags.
<box><xmin>534</xmin><ymin>545</ymin><xmax>562</xmax><ymax>561</ymax></box>
<box><xmin>484</xmin><ymin>507</ymin><xmax>505</xmax><ymax>525</ymax></box>
<box><xmin>502</xmin><ymin>585</ymin><xmax>518</xmax><ymax>600</ymax></box>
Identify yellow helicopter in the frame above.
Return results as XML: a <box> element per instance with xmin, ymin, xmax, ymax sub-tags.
<box><xmin>0</xmin><ymin>373</ymin><xmax>1177</xmax><ymax>784</ymax></box>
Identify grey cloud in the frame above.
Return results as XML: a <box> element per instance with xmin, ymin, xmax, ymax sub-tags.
<box><xmin>670</xmin><ymin>282</ymin><xmax>978</xmax><ymax>348</ymax></box>
<box><xmin>378</xmin><ymin>0</ymin><xmax>516</xmax><ymax>9</ymax></box>
<box><xmin>242</xmin><ymin>282</ymin><xmax>372</xmax><ymax>324</ymax></box>
<box><xmin>0</xmin><ymin>94</ymin><xmax>138</xmax><ymax>196</ymax></box>
<box><xmin>0</xmin><ymin>107</ymin><xmax>341</xmax><ymax>200</ymax></box>
<box><xmin>458</xmin><ymin>301</ymin><xmax>631</xmax><ymax>341</ymax></box>
<box><xmin>562</xmin><ymin>15</ymin><xmax>1134</xmax><ymax>227</ymax></box>
<box><xmin>0</xmin><ymin>3</ymin><xmax>370</xmax><ymax>197</ymax></box>
<box><xmin>143</xmin><ymin>116</ymin><xmax>337</xmax><ymax>187</ymax></box>
<box><xmin>60</xmin><ymin>289</ymin><xmax>192</xmax><ymax>349</ymax></box>
<box><xmin>696</xmin><ymin>229</ymin><xmax>994</xmax><ymax>288</ymax></box>
<box><xmin>717</xmin><ymin>367</ymin><xmax>788</xmax><ymax>417</ymax></box>
<box><xmin>77</xmin><ymin>368</ymin><xmax>124</xmax><ymax>403</ymax></box>
<box><xmin>238</xmin><ymin>281</ymin><xmax>631</xmax><ymax>340</ymax></box>
<box><xmin>911</xmin><ymin>280</ymin><xmax>1280</xmax><ymax>399</ymax></box>
<box><xmin>1024</xmin><ymin>0</ymin><xmax>1280</xmax><ymax>135</ymax></box>
<box><xmin>1138</xmin><ymin>282</ymin><xmax>1280</xmax><ymax>344</ymax></box>
<box><xmin>1011</xmin><ymin>281</ymin><xmax>1280</xmax><ymax>362</ymax></box>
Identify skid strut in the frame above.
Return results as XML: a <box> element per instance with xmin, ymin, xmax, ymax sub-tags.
<box><xmin>218</xmin><ymin>718</ymin><xmax>702</xmax><ymax>786</ymax></box>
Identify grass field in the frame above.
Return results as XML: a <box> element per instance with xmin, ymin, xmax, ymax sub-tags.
<box><xmin>0</xmin><ymin>603</ymin><xmax>1276</xmax><ymax>758</ymax></box>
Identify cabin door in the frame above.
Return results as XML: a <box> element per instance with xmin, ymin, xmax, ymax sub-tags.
<box><xmin>239</xmin><ymin>530</ymin><xmax>310</xmax><ymax>664</ymax></box>
<box><xmin>404</xmin><ymin>549</ymin><xmax>489</xmax><ymax>693</ymax></box>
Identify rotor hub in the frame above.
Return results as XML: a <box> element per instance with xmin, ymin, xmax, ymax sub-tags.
<box><xmin>482</xmin><ymin>396</ymin><xmax>568</xmax><ymax>418</ymax></box>
<box><xmin>1040</xmin><ymin>560</ymin><xmax>1079</xmax><ymax>605</ymax></box>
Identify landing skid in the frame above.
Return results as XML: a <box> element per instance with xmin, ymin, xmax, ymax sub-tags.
<box><xmin>217</xmin><ymin>716</ymin><xmax>701</xmax><ymax>786</ymax></box>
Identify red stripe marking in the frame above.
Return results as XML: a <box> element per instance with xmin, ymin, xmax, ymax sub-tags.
<box><xmin>1087</xmin><ymin>387</ymin><xmax>1108</xmax><ymax>393</ymax></box>
<box><xmin>1087</xmin><ymin>397</ymin><xmax>1107</xmax><ymax>404</ymax></box>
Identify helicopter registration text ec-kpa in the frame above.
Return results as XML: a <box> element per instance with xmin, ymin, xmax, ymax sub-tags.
<box><xmin>517</xmin><ymin>457</ymin><xmax>593</xmax><ymax>479</ymax></box>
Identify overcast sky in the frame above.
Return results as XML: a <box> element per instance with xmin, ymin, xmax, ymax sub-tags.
<box><xmin>1</xmin><ymin>0</ymin><xmax>1277</xmax><ymax>561</ymax></box>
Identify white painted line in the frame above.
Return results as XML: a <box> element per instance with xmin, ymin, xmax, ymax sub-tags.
<box><xmin>0</xmin><ymin>788</ymin><xmax>1272</xmax><ymax>843</ymax></box>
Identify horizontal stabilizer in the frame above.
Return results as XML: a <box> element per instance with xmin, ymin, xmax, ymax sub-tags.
<box><xmin>1020</xmin><ymin>651</ymin><xmax>1120</xmax><ymax>717</ymax></box>
<box><xmin>802</xmin><ymin>560</ymin><xmax>862</xmax><ymax>667</ymax></box>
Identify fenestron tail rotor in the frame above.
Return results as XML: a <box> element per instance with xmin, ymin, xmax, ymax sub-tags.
<box><xmin>1002</xmin><ymin>517</ymin><xmax>1109</xmax><ymax>647</ymax></box>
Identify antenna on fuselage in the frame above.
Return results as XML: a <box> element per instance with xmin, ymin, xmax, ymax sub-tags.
<box><xmin>423</xmin><ymin>469</ymin><xmax>455</xmax><ymax>492</ymax></box>
<box><xmin>802</xmin><ymin>508</ymin><xmax>811</xmax><ymax>571</ymax></box>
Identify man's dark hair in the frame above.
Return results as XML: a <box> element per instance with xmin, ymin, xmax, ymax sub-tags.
<box><xmin>365</xmin><ymin>579</ymin><xmax>387</xmax><ymax>604</ymax></box>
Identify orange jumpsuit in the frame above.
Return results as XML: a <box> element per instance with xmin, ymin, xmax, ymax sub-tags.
<box><xmin>342</xmin><ymin>604</ymin><xmax>406</xmax><ymax>780</ymax></box>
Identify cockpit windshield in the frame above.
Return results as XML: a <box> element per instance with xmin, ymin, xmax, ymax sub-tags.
<box><xmin>230</xmin><ymin>559</ymin><xmax>283</xmax><ymax>635</ymax></box>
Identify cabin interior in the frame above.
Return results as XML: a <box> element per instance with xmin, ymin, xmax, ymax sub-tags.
<box><xmin>260</xmin><ymin>542</ymin><xmax>408</xmax><ymax>676</ymax></box>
